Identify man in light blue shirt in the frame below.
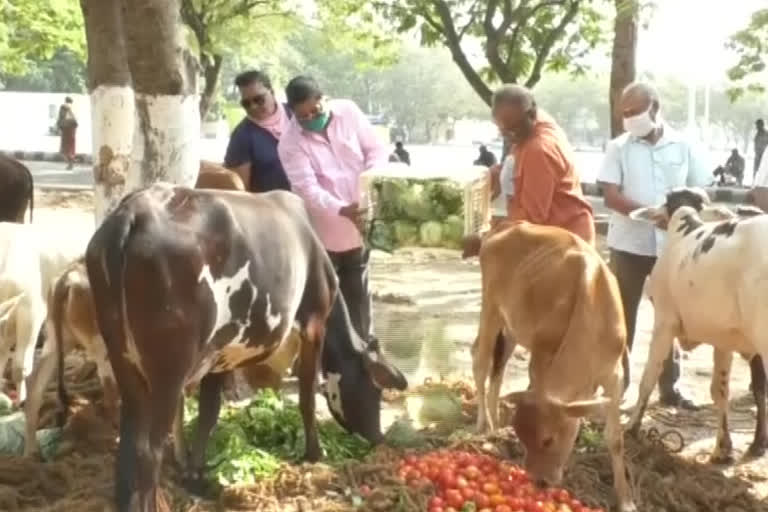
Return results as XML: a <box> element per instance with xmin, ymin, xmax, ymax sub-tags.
<box><xmin>597</xmin><ymin>82</ymin><xmax>711</xmax><ymax>409</ymax></box>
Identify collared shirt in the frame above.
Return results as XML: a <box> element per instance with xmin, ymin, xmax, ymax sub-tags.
<box><xmin>597</xmin><ymin>125</ymin><xmax>711</xmax><ymax>257</ymax></box>
<box><xmin>224</xmin><ymin>103</ymin><xmax>293</xmax><ymax>193</ymax></box>
<box><xmin>278</xmin><ymin>99</ymin><xmax>389</xmax><ymax>252</ymax></box>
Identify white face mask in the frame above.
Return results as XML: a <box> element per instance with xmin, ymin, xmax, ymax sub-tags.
<box><xmin>623</xmin><ymin>107</ymin><xmax>657</xmax><ymax>138</ymax></box>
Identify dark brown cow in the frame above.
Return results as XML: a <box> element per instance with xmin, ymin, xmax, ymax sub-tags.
<box><xmin>85</xmin><ymin>183</ymin><xmax>407</xmax><ymax>512</ymax></box>
<box><xmin>0</xmin><ymin>155</ymin><xmax>33</xmax><ymax>223</ymax></box>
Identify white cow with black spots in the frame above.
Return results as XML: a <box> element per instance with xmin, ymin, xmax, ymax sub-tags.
<box><xmin>627</xmin><ymin>187</ymin><xmax>768</xmax><ymax>461</ymax></box>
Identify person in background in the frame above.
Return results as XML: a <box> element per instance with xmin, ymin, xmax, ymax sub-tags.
<box><xmin>724</xmin><ymin>148</ymin><xmax>745</xmax><ymax>186</ymax></box>
<box><xmin>394</xmin><ymin>141</ymin><xmax>411</xmax><ymax>165</ymax></box>
<box><xmin>277</xmin><ymin>75</ymin><xmax>389</xmax><ymax>343</ymax></box>
<box><xmin>57</xmin><ymin>97</ymin><xmax>78</xmax><ymax>170</ymax></box>
<box><xmin>474</xmin><ymin>144</ymin><xmax>497</xmax><ymax>168</ymax></box>
<box><xmin>224</xmin><ymin>70</ymin><xmax>292</xmax><ymax>192</ymax></box>
<box><xmin>597</xmin><ymin>82</ymin><xmax>711</xmax><ymax>409</ymax></box>
<box><xmin>754</xmin><ymin>119</ymin><xmax>768</xmax><ymax>180</ymax></box>
<box><xmin>751</xmin><ymin>145</ymin><xmax>768</xmax><ymax>212</ymax></box>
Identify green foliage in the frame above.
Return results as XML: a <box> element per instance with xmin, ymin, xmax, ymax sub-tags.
<box><xmin>726</xmin><ymin>8</ymin><xmax>768</xmax><ymax>101</ymax></box>
<box><xmin>0</xmin><ymin>0</ymin><xmax>85</xmax><ymax>76</ymax></box>
<box><xmin>184</xmin><ymin>389</ymin><xmax>370</xmax><ymax>486</ymax></box>
<box><xmin>0</xmin><ymin>49</ymin><xmax>86</xmax><ymax>92</ymax></box>
<box><xmin>361</xmin><ymin>0</ymin><xmax>610</xmax><ymax>104</ymax></box>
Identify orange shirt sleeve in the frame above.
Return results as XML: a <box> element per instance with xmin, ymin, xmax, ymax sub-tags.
<box><xmin>513</xmin><ymin>141</ymin><xmax>562</xmax><ymax>225</ymax></box>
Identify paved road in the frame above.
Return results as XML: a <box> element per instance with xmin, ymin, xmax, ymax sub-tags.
<box><xmin>24</xmin><ymin>160</ymin><xmax>93</xmax><ymax>189</ymax></box>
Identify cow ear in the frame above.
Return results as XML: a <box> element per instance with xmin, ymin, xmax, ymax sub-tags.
<box><xmin>560</xmin><ymin>396</ymin><xmax>612</xmax><ymax>418</ymax></box>
<box><xmin>363</xmin><ymin>349</ymin><xmax>408</xmax><ymax>391</ymax></box>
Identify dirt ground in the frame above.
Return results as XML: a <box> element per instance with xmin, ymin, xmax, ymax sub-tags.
<box><xmin>2</xmin><ymin>190</ymin><xmax>767</xmax><ymax>511</ymax></box>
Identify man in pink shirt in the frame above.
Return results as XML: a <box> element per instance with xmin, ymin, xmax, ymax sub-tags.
<box><xmin>278</xmin><ymin>75</ymin><xmax>389</xmax><ymax>342</ymax></box>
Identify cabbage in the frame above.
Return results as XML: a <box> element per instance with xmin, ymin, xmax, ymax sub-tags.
<box><xmin>392</xmin><ymin>220</ymin><xmax>420</xmax><ymax>246</ymax></box>
<box><xmin>419</xmin><ymin>221</ymin><xmax>443</xmax><ymax>246</ymax></box>
<box><xmin>400</xmin><ymin>183</ymin><xmax>432</xmax><ymax>221</ymax></box>
<box><xmin>442</xmin><ymin>215</ymin><xmax>465</xmax><ymax>249</ymax></box>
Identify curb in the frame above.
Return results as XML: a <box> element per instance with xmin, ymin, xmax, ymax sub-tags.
<box><xmin>0</xmin><ymin>150</ymin><xmax>92</xmax><ymax>165</ymax></box>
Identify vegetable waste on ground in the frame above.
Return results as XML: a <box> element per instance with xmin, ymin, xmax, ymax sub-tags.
<box><xmin>367</xmin><ymin>178</ymin><xmax>467</xmax><ymax>251</ymax></box>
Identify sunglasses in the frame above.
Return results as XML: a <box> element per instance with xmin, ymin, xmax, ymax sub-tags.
<box><xmin>240</xmin><ymin>94</ymin><xmax>267</xmax><ymax>109</ymax></box>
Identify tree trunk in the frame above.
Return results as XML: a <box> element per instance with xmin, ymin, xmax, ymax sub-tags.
<box><xmin>609</xmin><ymin>0</ymin><xmax>639</xmax><ymax>138</ymax></box>
<box><xmin>199</xmin><ymin>53</ymin><xmax>223</xmax><ymax>120</ymax></box>
<box><xmin>121</xmin><ymin>0</ymin><xmax>200</xmax><ymax>190</ymax></box>
<box><xmin>80</xmin><ymin>0</ymin><xmax>134</xmax><ymax>224</ymax></box>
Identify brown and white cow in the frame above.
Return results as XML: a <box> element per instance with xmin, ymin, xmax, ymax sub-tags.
<box><xmin>85</xmin><ymin>183</ymin><xmax>407</xmax><ymax>512</ymax></box>
<box><xmin>473</xmin><ymin>220</ymin><xmax>636</xmax><ymax>512</ymax></box>
<box><xmin>0</xmin><ymin>155</ymin><xmax>33</xmax><ymax>223</ymax></box>
<box><xmin>627</xmin><ymin>188</ymin><xmax>768</xmax><ymax>461</ymax></box>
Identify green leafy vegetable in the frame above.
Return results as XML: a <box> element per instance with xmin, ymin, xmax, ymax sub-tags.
<box><xmin>184</xmin><ymin>389</ymin><xmax>371</xmax><ymax>486</ymax></box>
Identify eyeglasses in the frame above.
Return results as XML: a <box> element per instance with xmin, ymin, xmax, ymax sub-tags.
<box><xmin>241</xmin><ymin>94</ymin><xmax>267</xmax><ymax>109</ymax></box>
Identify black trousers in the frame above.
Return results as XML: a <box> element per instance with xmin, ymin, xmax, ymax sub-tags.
<box><xmin>327</xmin><ymin>247</ymin><xmax>373</xmax><ymax>341</ymax></box>
<box><xmin>610</xmin><ymin>249</ymin><xmax>680</xmax><ymax>396</ymax></box>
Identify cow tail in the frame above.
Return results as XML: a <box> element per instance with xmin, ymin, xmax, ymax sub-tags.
<box><xmin>53</xmin><ymin>272</ymin><xmax>70</xmax><ymax>428</ymax></box>
<box><xmin>85</xmin><ymin>206</ymin><xmax>136</xmax><ymax>511</ymax></box>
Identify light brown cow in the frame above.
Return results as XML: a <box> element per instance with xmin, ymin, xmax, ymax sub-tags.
<box><xmin>23</xmin><ymin>258</ymin><xmax>118</xmax><ymax>456</ymax></box>
<box><xmin>473</xmin><ymin>220</ymin><xmax>636</xmax><ymax>511</ymax></box>
<box><xmin>196</xmin><ymin>160</ymin><xmax>245</xmax><ymax>191</ymax></box>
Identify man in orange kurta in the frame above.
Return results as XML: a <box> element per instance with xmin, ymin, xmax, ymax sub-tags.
<box><xmin>462</xmin><ymin>85</ymin><xmax>594</xmax><ymax>258</ymax></box>
<box><xmin>494</xmin><ymin>84</ymin><xmax>595</xmax><ymax>246</ymax></box>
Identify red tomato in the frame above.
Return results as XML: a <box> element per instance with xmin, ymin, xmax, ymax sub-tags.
<box><xmin>428</xmin><ymin>508</ymin><xmax>444</xmax><ymax>512</ymax></box>
<box><xmin>478</xmin><ymin>509</ymin><xmax>493</xmax><ymax>512</ymax></box>
<box><xmin>489</xmin><ymin>494</ymin><xmax>507</xmax><ymax>506</ymax></box>
<box><xmin>445</xmin><ymin>489</ymin><xmax>465</xmax><ymax>508</ymax></box>
<box><xmin>570</xmin><ymin>499</ymin><xmax>584</xmax><ymax>512</ymax></box>
<box><xmin>555</xmin><ymin>489</ymin><xmax>570</xmax><ymax>503</ymax></box>
<box><xmin>526</xmin><ymin>501</ymin><xmax>546</xmax><ymax>512</ymax></box>
<box><xmin>463</xmin><ymin>465</ymin><xmax>481</xmax><ymax>480</ymax></box>
<box><xmin>461</xmin><ymin>487</ymin><xmax>476</xmax><ymax>501</ymax></box>
<box><xmin>404</xmin><ymin>454</ymin><xmax>417</xmax><ymax>465</ymax></box>
<box><xmin>475</xmin><ymin>492</ymin><xmax>491</xmax><ymax>508</ymax></box>
<box><xmin>456</xmin><ymin>476</ymin><xmax>469</xmax><ymax>488</ymax></box>
<box><xmin>507</xmin><ymin>497</ymin><xmax>524</xmax><ymax>509</ymax></box>
<box><xmin>499</xmin><ymin>481</ymin><xmax>514</xmax><ymax>494</ymax></box>
<box><xmin>482</xmin><ymin>482</ymin><xmax>500</xmax><ymax>495</ymax></box>
<box><xmin>440</xmin><ymin>469</ymin><xmax>457</xmax><ymax>489</ymax></box>
<box><xmin>445</xmin><ymin>508</ymin><xmax>458</xmax><ymax>512</ymax></box>
<box><xmin>429</xmin><ymin>496</ymin><xmax>445</xmax><ymax>508</ymax></box>
<box><xmin>495</xmin><ymin>506</ymin><xmax>512</xmax><ymax>512</ymax></box>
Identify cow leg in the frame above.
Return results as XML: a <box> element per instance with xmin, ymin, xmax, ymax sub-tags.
<box><xmin>486</xmin><ymin>331</ymin><xmax>516</xmax><ymax>430</ymax></box>
<box><xmin>185</xmin><ymin>371</ymin><xmax>226</xmax><ymax>494</ymax></box>
<box><xmin>12</xmin><ymin>303</ymin><xmax>44</xmax><ymax>403</ymax></box>
<box><xmin>90</xmin><ymin>340</ymin><xmax>120</xmax><ymax>427</ymax></box>
<box><xmin>299</xmin><ymin>319</ymin><xmax>326</xmax><ymax>462</ymax></box>
<box><xmin>710</xmin><ymin>349</ymin><xmax>734</xmax><ymax>463</ymax></box>
<box><xmin>626</xmin><ymin>326</ymin><xmax>676</xmax><ymax>436</ymax></box>
<box><xmin>747</xmin><ymin>355</ymin><xmax>767</xmax><ymax>456</ymax></box>
<box><xmin>22</xmin><ymin>333</ymin><xmax>61</xmax><ymax>456</ymax></box>
<box><xmin>603</xmin><ymin>369</ymin><xmax>637</xmax><ymax>512</ymax></box>
<box><xmin>472</xmin><ymin>305</ymin><xmax>504</xmax><ymax>433</ymax></box>
<box><xmin>172</xmin><ymin>397</ymin><xmax>188</xmax><ymax>468</ymax></box>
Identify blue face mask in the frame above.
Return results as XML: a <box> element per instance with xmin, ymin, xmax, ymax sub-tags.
<box><xmin>300</xmin><ymin>111</ymin><xmax>330</xmax><ymax>132</ymax></box>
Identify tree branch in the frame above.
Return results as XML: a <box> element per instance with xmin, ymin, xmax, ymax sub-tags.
<box><xmin>524</xmin><ymin>0</ymin><xmax>580</xmax><ymax>88</ymax></box>
<box><xmin>458</xmin><ymin>0</ymin><xmax>482</xmax><ymax>40</ymax></box>
<box><xmin>431</xmin><ymin>0</ymin><xmax>493</xmax><ymax>104</ymax></box>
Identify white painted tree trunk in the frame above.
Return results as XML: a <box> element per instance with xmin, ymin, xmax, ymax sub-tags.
<box><xmin>125</xmin><ymin>93</ymin><xmax>200</xmax><ymax>191</ymax></box>
<box><xmin>90</xmin><ymin>85</ymin><xmax>135</xmax><ymax>224</ymax></box>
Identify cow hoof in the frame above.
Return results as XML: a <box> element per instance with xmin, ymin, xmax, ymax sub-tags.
<box><xmin>747</xmin><ymin>440</ymin><xmax>768</xmax><ymax>457</ymax></box>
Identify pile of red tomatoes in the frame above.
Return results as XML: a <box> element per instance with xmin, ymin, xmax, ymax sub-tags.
<box><xmin>396</xmin><ymin>450</ymin><xmax>604</xmax><ymax>512</ymax></box>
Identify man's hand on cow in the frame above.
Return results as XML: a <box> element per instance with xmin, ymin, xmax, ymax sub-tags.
<box><xmin>339</xmin><ymin>203</ymin><xmax>368</xmax><ymax>233</ymax></box>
